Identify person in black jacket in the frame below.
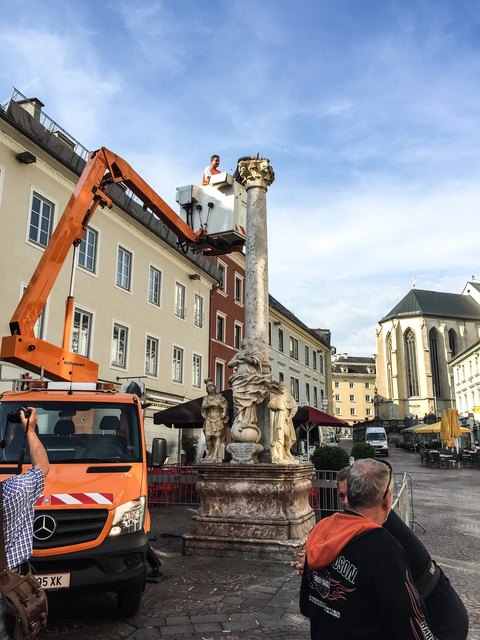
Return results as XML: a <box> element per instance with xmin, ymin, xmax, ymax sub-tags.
<box><xmin>335</xmin><ymin>465</ymin><xmax>468</xmax><ymax>640</ymax></box>
<box><xmin>300</xmin><ymin>458</ymin><xmax>437</xmax><ymax>640</ymax></box>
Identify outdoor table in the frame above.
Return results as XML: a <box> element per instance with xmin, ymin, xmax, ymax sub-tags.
<box><xmin>438</xmin><ymin>454</ymin><xmax>455</xmax><ymax>469</ymax></box>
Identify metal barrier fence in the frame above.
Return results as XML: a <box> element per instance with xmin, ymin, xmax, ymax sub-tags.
<box><xmin>147</xmin><ymin>466</ymin><xmax>414</xmax><ymax>528</ymax></box>
<box><xmin>391</xmin><ymin>472</ymin><xmax>411</xmax><ymax>526</ymax></box>
<box><xmin>147</xmin><ymin>464</ymin><xmax>199</xmax><ymax>505</ymax></box>
<box><xmin>296</xmin><ymin>470</ymin><xmax>413</xmax><ymax>528</ymax></box>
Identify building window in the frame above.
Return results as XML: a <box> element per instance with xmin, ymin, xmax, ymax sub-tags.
<box><xmin>335</xmin><ymin>407</ymin><xmax>342</xmax><ymax>416</ymax></box>
<box><xmin>349</xmin><ymin>394</ymin><xmax>355</xmax><ymax>402</ymax></box>
<box><xmin>313</xmin><ymin>351</ymin><xmax>317</xmax><ymax>370</ymax></box>
<box><xmin>335</xmin><ymin>394</ymin><xmax>341</xmax><ymax>402</ymax></box>
<box><xmin>148</xmin><ymin>266</ymin><xmax>161</xmax><ymax>306</ymax></box>
<box><xmin>334</xmin><ymin>381</ymin><xmax>340</xmax><ymax>388</ymax></box>
<box><xmin>305</xmin><ymin>383</ymin><xmax>310</xmax><ymax>404</ymax></box>
<box><xmin>278</xmin><ymin>329</ymin><xmax>284</xmax><ymax>352</ymax></box>
<box><xmin>193</xmin><ymin>294</ymin><xmax>204</xmax><ymax>328</ymax></box>
<box><xmin>289</xmin><ymin>337</ymin><xmax>299</xmax><ymax>360</ymax></box>
<box><xmin>175</xmin><ymin>282</ymin><xmax>186</xmax><ymax>318</ymax></box>
<box><xmin>404</xmin><ymin>328</ymin><xmax>419</xmax><ymax>397</ymax></box>
<box><xmin>234</xmin><ymin>274</ymin><xmax>243</xmax><ymax>303</ymax></box>
<box><xmin>216</xmin><ymin>313</ymin><xmax>226</xmax><ymax>342</ymax></box>
<box><xmin>217</xmin><ymin>261</ymin><xmax>226</xmax><ymax>293</ymax></box>
<box><xmin>313</xmin><ymin>387</ymin><xmax>318</xmax><ymax>407</ymax></box>
<box><xmin>279</xmin><ymin>371</ymin><xmax>285</xmax><ymax>382</ymax></box>
<box><xmin>429</xmin><ymin>328</ymin><xmax>442</xmax><ymax>397</ymax></box>
<box><xmin>111</xmin><ymin>323</ymin><xmax>128</xmax><ymax>368</ymax></box>
<box><xmin>215</xmin><ymin>361</ymin><xmax>225</xmax><ymax>391</ymax></box>
<box><xmin>72</xmin><ymin>308</ymin><xmax>92</xmax><ymax>357</ymax></box>
<box><xmin>145</xmin><ymin>336</ymin><xmax>159</xmax><ymax>376</ymax></box>
<box><xmin>386</xmin><ymin>331</ymin><xmax>394</xmax><ymax>399</ymax></box>
<box><xmin>78</xmin><ymin>226</ymin><xmax>97</xmax><ymax>273</ymax></box>
<box><xmin>192</xmin><ymin>354</ymin><xmax>202</xmax><ymax>388</ymax></box>
<box><xmin>116</xmin><ymin>246</ymin><xmax>132</xmax><ymax>291</ymax></box>
<box><xmin>291</xmin><ymin>377</ymin><xmax>300</xmax><ymax>401</ymax></box>
<box><xmin>365</xmin><ymin>394</ymin><xmax>371</xmax><ymax>403</ymax></box>
<box><xmin>319</xmin><ymin>353</ymin><xmax>324</xmax><ymax>374</ymax></box>
<box><xmin>350</xmin><ymin>408</ymin><xmax>356</xmax><ymax>416</ymax></box>
<box><xmin>29</xmin><ymin>192</ymin><xmax>54</xmax><ymax>247</ymax></box>
<box><xmin>448</xmin><ymin>328</ymin><xmax>458</xmax><ymax>357</ymax></box>
<box><xmin>305</xmin><ymin>346</ymin><xmax>310</xmax><ymax>366</ymax></box>
<box><xmin>366</xmin><ymin>408</ymin><xmax>372</xmax><ymax>417</ymax></box>
<box><xmin>349</xmin><ymin>382</ymin><xmax>355</xmax><ymax>388</ymax></box>
<box><xmin>234</xmin><ymin>323</ymin><xmax>242</xmax><ymax>349</ymax></box>
<box><xmin>172</xmin><ymin>346</ymin><xmax>184</xmax><ymax>383</ymax></box>
<box><xmin>365</xmin><ymin>382</ymin><xmax>370</xmax><ymax>389</ymax></box>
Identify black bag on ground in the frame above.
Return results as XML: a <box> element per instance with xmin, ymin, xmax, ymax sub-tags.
<box><xmin>0</xmin><ymin>565</ymin><xmax>48</xmax><ymax>639</ymax></box>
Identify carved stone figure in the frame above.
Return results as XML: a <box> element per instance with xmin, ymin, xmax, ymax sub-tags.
<box><xmin>227</xmin><ymin>339</ymin><xmax>271</xmax><ymax>444</ymax></box>
<box><xmin>201</xmin><ymin>378</ymin><xmax>229</xmax><ymax>462</ymax></box>
<box><xmin>268</xmin><ymin>382</ymin><xmax>299</xmax><ymax>464</ymax></box>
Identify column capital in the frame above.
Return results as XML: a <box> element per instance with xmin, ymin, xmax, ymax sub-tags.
<box><xmin>238</xmin><ymin>157</ymin><xmax>275</xmax><ymax>190</ymax></box>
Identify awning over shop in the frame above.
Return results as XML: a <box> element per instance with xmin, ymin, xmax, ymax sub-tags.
<box><xmin>293</xmin><ymin>406</ymin><xmax>349</xmax><ymax>427</ymax></box>
<box><xmin>153</xmin><ymin>389</ymin><xmax>233</xmax><ymax>428</ymax></box>
<box><xmin>153</xmin><ymin>394</ymin><xmax>348</xmax><ymax>430</ymax></box>
<box><xmin>401</xmin><ymin>421</ymin><xmax>470</xmax><ymax>434</ymax></box>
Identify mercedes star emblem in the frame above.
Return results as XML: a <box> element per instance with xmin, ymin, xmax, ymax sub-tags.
<box><xmin>33</xmin><ymin>515</ymin><xmax>57</xmax><ymax>541</ymax></box>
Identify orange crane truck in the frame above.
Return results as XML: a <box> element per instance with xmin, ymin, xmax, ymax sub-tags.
<box><xmin>0</xmin><ymin>148</ymin><xmax>245</xmax><ymax>615</ymax></box>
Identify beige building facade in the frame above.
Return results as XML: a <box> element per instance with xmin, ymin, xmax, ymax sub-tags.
<box><xmin>268</xmin><ymin>296</ymin><xmax>331</xmax><ymax>411</ymax></box>
<box><xmin>331</xmin><ymin>354</ymin><xmax>376</xmax><ymax>426</ymax></box>
<box><xmin>0</xmin><ymin>90</ymin><xmax>220</xmax><ymax>457</ymax></box>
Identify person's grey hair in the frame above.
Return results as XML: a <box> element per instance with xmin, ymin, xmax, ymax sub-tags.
<box><xmin>336</xmin><ymin>467</ymin><xmax>349</xmax><ymax>485</ymax></box>
<box><xmin>346</xmin><ymin>459</ymin><xmax>391</xmax><ymax>509</ymax></box>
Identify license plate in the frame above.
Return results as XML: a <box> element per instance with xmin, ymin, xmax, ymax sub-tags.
<box><xmin>35</xmin><ymin>573</ymin><xmax>70</xmax><ymax>590</ymax></box>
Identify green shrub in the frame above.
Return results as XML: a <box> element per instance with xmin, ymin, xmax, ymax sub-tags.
<box><xmin>350</xmin><ymin>442</ymin><xmax>376</xmax><ymax>460</ymax></box>
<box><xmin>310</xmin><ymin>445</ymin><xmax>350</xmax><ymax>471</ymax></box>
<box><xmin>182</xmin><ymin>434</ymin><xmax>199</xmax><ymax>464</ymax></box>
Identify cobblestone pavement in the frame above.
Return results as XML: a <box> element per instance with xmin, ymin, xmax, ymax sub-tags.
<box><xmin>39</xmin><ymin>442</ymin><xmax>479</xmax><ymax>639</ymax></box>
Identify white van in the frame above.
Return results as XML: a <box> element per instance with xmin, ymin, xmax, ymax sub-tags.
<box><xmin>365</xmin><ymin>426</ymin><xmax>389</xmax><ymax>457</ymax></box>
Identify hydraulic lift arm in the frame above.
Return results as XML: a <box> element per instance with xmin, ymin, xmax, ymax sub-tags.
<box><xmin>0</xmin><ymin>147</ymin><xmax>241</xmax><ymax>382</ymax></box>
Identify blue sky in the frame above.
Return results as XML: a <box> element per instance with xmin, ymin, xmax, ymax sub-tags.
<box><xmin>1</xmin><ymin>0</ymin><xmax>480</xmax><ymax>355</ymax></box>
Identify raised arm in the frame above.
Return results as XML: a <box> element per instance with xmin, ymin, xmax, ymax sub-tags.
<box><xmin>21</xmin><ymin>408</ymin><xmax>49</xmax><ymax>478</ymax></box>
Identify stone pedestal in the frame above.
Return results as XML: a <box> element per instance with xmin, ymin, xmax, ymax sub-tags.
<box><xmin>183</xmin><ymin>463</ymin><xmax>315</xmax><ymax>561</ymax></box>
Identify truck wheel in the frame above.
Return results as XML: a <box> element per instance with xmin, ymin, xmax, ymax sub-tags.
<box><xmin>117</xmin><ymin>578</ymin><xmax>144</xmax><ymax>617</ymax></box>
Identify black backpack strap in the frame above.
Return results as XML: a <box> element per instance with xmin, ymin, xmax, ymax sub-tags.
<box><xmin>416</xmin><ymin>559</ymin><xmax>441</xmax><ymax>601</ymax></box>
<box><xmin>0</xmin><ymin>482</ymin><xmax>6</xmax><ymax>572</ymax></box>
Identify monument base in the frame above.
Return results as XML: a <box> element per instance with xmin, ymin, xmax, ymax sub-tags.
<box><xmin>183</xmin><ymin>463</ymin><xmax>316</xmax><ymax>561</ymax></box>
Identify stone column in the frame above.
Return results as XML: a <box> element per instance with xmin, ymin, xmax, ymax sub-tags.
<box><xmin>237</xmin><ymin>158</ymin><xmax>275</xmax><ymax>458</ymax></box>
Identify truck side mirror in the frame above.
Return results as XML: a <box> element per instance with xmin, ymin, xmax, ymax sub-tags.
<box><xmin>151</xmin><ymin>437</ymin><xmax>167</xmax><ymax>467</ymax></box>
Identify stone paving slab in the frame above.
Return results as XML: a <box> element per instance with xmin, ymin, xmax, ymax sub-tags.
<box><xmin>37</xmin><ymin>443</ymin><xmax>479</xmax><ymax>639</ymax></box>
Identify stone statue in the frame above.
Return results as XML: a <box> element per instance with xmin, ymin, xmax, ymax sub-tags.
<box><xmin>268</xmin><ymin>382</ymin><xmax>299</xmax><ymax>464</ymax></box>
<box><xmin>227</xmin><ymin>339</ymin><xmax>271</xmax><ymax>444</ymax></box>
<box><xmin>201</xmin><ymin>378</ymin><xmax>229</xmax><ymax>463</ymax></box>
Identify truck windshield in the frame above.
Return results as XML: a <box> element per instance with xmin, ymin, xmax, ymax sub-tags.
<box><xmin>0</xmin><ymin>402</ymin><xmax>142</xmax><ymax>463</ymax></box>
<box><xmin>366</xmin><ymin>433</ymin><xmax>386</xmax><ymax>442</ymax></box>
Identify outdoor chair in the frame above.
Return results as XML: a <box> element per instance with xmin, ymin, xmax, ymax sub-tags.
<box><xmin>429</xmin><ymin>450</ymin><xmax>440</xmax><ymax>468</ymax></box>
<box><xmin>469</xmin><ymin>452</ymin><xmax>480</xmax><ymax>469</ymax></box>
<box><xmin>418</xmin><ymin>449</ymin><xmax>427</xmax><ymax>465</ymax></box>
